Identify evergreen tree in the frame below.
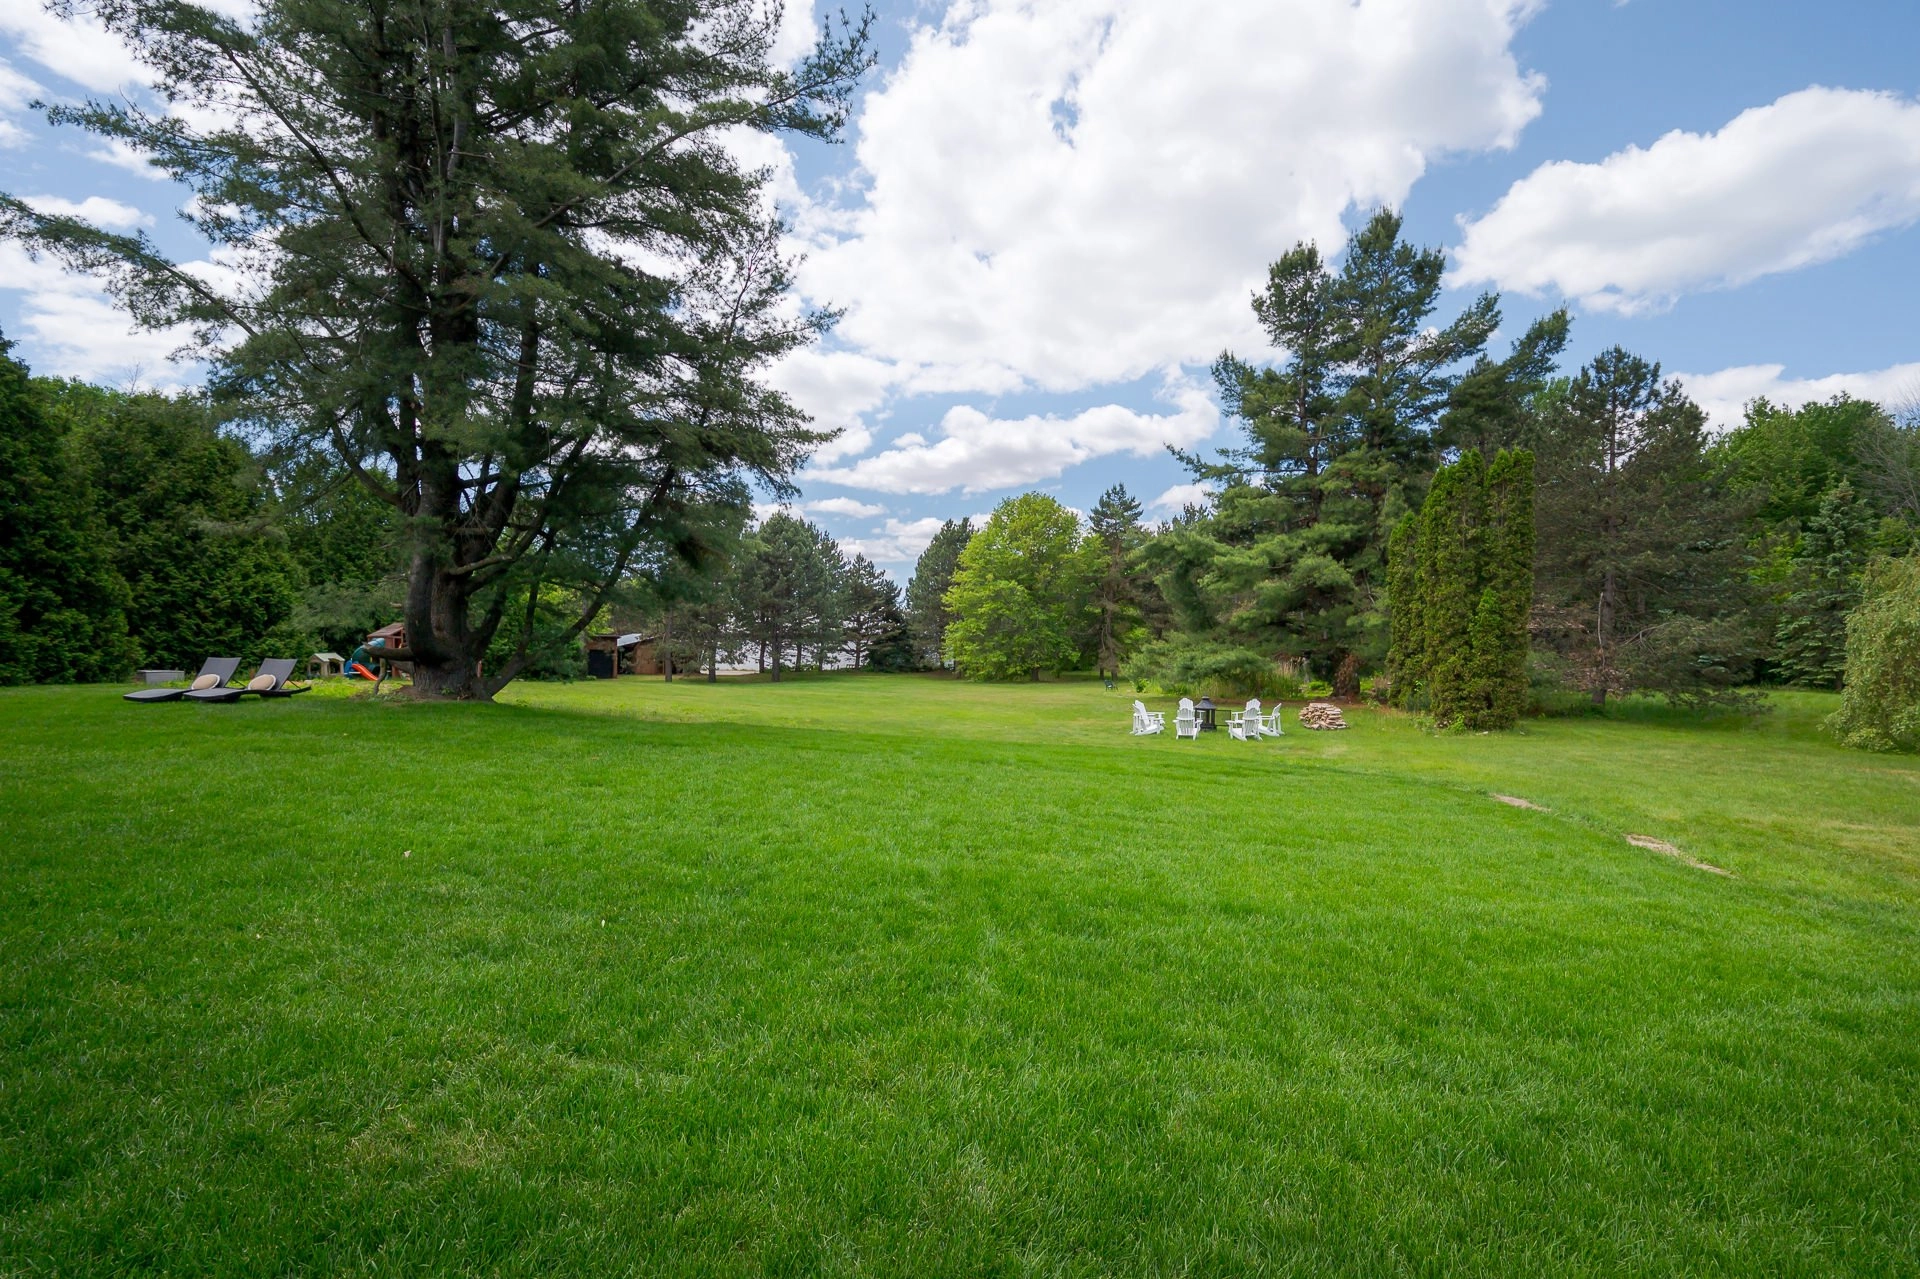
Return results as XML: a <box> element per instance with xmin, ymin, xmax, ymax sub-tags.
<box><xmin>1533</xmin><ymin>348</ymin><xmax>1761</xmax><ymax>707</ymax></box>
<box><xmin>41</xmin><ymin>382</ymin><xmax>305</xmax><ymax>672</ymax></box>
<box><xmin>944</xmin><ymin>494</ymin><xmax>1089</xmax><ymax>681</ymax></box>
<box><xmin>1416</xmin><ymin>451</ymin><xmax>1487</xmax><ymax>725</ymax></box>
<box><xmin>1439</xmin><ymin>311</ymin><xmax>1571</xmax><ymax>458</ymax></box>
<box><xmin>739</xmin><ymin>515</ymin><xmax>816</xmax><ymax>682</ymax></box>
<box><xmin>863</xmin><ymin>593</ymin><xmax>915</xmax><ymax>673</ymax></box>
<box><xmin>905</xmin><ymin>518</ymin><xmax>973</xmax><ymax>668</ymax></box>
<box><xmin>1474</xmin><ymin>448</ymin><xmax>1535</xmax><ymax>728</ymax></box>
<box><xmin>1384</xmin><ymin>511</ymin><xmax>1422</xmax><ymax>706</ymax></box>
<box><xmin>1334</xmin><ymin>210</ymin><xmax>1502</xmax><ymax>495</ymax></box>
<box><xmin>842</xmin><ymin>554</ymin><xmax>901</xmax><ymax>670</ymax></box>
<box><xmin>805</xmin><ymin>524</ymin><xmax>850</xmax><ymax>669</ymax></box>
<box><xmin>1774</xmin><ymin>483</ymin><xmax>1875</xmax><ymax>689</ymax></box>
<box><xmin>1154</xmin><ymin>209</ymin><xmax>1503</xmax><ymax>693</ymax></box>
<box><xmin>1085</xmin><ymin>483</ymin><xmax>1153</xmax><ymax>677</ymax></box>
<box><xmin>0</xmin><ymin>337</ymin><xmax>135</xmax><ymax>683</ymax></box>
<box><xmin>3</xmin><ymin>0</ymin><xmax>872</xmax><ymax>698</ymax></box>
<box><xmin>1385</xmin><ymin>448</ymin><xmax>1533</xmax><ymax>728</ymax></box>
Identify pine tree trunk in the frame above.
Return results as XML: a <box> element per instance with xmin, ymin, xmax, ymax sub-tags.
<box><xmin>1593</xmin><ymin>564</ymin><xmax>1615</xmax><ymax>707</ymax></box>
<box><xmin>1334</xmin><ymin>651</ymin><xmax>1361</xmax><ymax>700</ymax></box>
<box><xmin>403</xmin><ymin>517</ymin><xmax>485</xmax><ymax>700</ymax></box>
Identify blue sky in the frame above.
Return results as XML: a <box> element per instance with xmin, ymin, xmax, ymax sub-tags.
<box><xmin>4</xmin><ymin>0</ymin><xmax>1918</xmax><ymax>573</ymax></box>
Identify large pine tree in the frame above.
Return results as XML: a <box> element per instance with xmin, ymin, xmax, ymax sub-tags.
<box><xmin>2</xmin><ymin>0</ymin><xmax>871</xmax><ymax>698</ymax></box>
<box><xmin>1084</xmin><ymin>484</ymin><xmax>1154</xmax><ymax>678</ymax></box>
<box><xmin>1156</xmin><ymin>210</ymin><xmax>1505</xmax><ymax>694</ymax></box>
<box><xmin>904</xmin><ymin>519</ymin><xmax>973</xmax><ymax>669</ymax></box>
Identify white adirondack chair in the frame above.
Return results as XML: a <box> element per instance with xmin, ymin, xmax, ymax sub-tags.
<box><xmin>1131</xmin><ymin>700</ymin><xmax>1165</xmax><ymax>735</ymax></box>
<box><xmin>1174</xmin><ymin>697</ymin><xmax>1199</xmax><ymax>740</ymax></box>
<box><xmin>1258</xmin><ymin>700</ymin><xmax>1286</xmax><ymax>736</ymax></box>
<box><xmin>1227</xmin><ymin>697</ymin><xmax>1262</xmax><ymax>741</ymax></box>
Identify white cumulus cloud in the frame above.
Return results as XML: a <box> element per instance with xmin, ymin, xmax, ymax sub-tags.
<box><xmin>0</xmin><ymin>55</ymin><xmax>41</xmax><ymax>147</ymax></box>
<box><xmin>791</xmin><ymin>0</ymin><xmax>1545</xmax><ymax>399</ymax></box>
<box><xmin>1452</xmin><ymin>87</ymin><xmax>1920</xmax><ymax>314</ymax></box>
<box><xmin>800</xmin><ymin>496</ymin><xmax>888</xmax><ymax>518</ymax></box>
<box><xmin>22</xmin><ymin>193</ymin><xmax>154</xmax><ymax>229</ymax></box>
<box><xmin>805</xmin><ymin>375</ymin><xmax>1220</xmax><ymax>495</ymax></box>
<box><xmin>0</xmin><ymin>0</ymin><xmax>150</xmax><ymax>93</ymax></box>
<box><xmin>837</xmin><ymin>516</ymin><xmax>951</xmax><ymax>565</ymax></box>
<box><xmin>1149</xmin><ymin>482</ymin><xmax>1214</xmax><ymax>513</ymax></box>
<box><xmin>1676</xmin><ymin>360</ymin><xmax>1920</xmax><ymax>430</ymax></box>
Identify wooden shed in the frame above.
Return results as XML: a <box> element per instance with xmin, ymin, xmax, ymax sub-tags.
<box><xmin>586</xmin><ymin>632</ymin><xmax>663</xmax><ymax>678</ymax></box>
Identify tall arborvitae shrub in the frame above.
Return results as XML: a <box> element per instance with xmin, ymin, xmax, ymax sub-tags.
<box><xmin>1418</xmin><ymin>451</ymin><xmax>1487</xmax><ymax>724</ymax></box>
<box><xmin>1472</xmin><ymin>448</ymin><xmax>1535</xmax><ymax>728</ymax></box>
<box><xmin>1385</xmin><ymin>511</ymin><xmax>1423</xmax><ymax>706</ymax></box>
<box><xmin>1387</xmin><ymin>448</ymin><xmax>1535</xmax><ymax>727</ymax></box>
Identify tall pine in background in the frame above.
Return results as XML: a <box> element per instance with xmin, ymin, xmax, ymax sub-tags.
<box><xmin>905</xmin><ymin>519</ymin><xmax>973</xmax><ymax>669</ymax></box>
<box><xmin>1149</xmin><ymin>211</ymin><xmax>1503</xmax><ymax>692</ymax></box>
<box><xmin>1084</xmin><ymin>484</ymin><xmax>1154</xmax><ymax>677</ymax></box>
<box><xmin>1533</xmin><ymin>348</ymin><xmax>1760</xmax><ymax>707</ymax></box>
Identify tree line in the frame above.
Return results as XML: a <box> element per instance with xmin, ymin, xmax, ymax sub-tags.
<box><xmin>0</xmin><ymin>333</ymin><xmax>397</xmax><ymax>683</ymax></box>
<box><xmin>636</xmin><ymin>511</ymin><xmax>910</xmax><ymax>681</ymax></box>
<box><xmin>5</xmin><ymin>0</ymin><xmax>1912</xmax><ymax>744</ymax></box>
<box><xmin>5</xmin><ymin>178</ymin><xmax>1918</xmax><ymax>750</ymax></box>
<box><xmin>893</xmin><ymin>212</ymin><xmax>1920</xmax><ymax>747</ymax></box>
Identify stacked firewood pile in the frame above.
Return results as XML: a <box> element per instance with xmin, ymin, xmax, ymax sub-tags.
<box><xmin>1298</xmin><ymin>702</ymin><xmax>1350</xmax><ymax>730</ymax></box>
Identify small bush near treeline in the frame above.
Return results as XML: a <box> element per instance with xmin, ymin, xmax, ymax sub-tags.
<box><xmin>1122</xmin><ymin>638</ymin><xmax>1304</xmax><ymax>700</ymax></box>
<box><xmin>1827</xmin><ymin>554</ymin><xmax>1920</xmax><ymax>753</ymax></box>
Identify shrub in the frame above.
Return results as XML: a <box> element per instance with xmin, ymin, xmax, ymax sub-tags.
<box><xmin>1123</xmin><ymin>637</ymin><xmax>1289</xmax><ymax>699</ymax></box>
<box><xmin>1827</xmin><ymin>555</ymin><xmax>1920</xmax><ymax>753</ymax></box>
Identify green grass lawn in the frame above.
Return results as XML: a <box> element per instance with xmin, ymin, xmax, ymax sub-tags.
<box><xmin>2</xmin><ymin>675</ymin><xmax>1916</xmax><ymax>1275</ymax></box>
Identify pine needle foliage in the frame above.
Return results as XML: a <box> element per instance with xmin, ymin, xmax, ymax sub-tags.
<box><xmin>0</xmin><ymin>0</ymin><xmax>873</xmax><ymax>698</ymax></box>
<box><xmin>1388</xmin><ymin>449</ymin><xmax>1534</xmax><ymax>728</ymax></box>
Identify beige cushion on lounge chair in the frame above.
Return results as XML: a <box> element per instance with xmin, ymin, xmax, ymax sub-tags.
<box><xmin>247</xmin><ymin>674</ymin><xmax>276</xmax><ymax>691</ymax></box>
<box><xmin>191</xmin><ymin>674</ymin><xmax>221</xmax><ymax>690</ymax></box>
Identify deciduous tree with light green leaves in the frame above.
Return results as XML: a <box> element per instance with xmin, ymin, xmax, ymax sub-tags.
<box><xmin>1827</xmin><ymin>554</ymin><xmax>1920</xmax><ymax>753</ymax></box>
<box><xmin>943</xmin><ymin>494</ymin><xmax>1090</xmax><ymax>681</ymax></box>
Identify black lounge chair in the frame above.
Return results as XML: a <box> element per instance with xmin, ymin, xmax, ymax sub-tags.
<box><xmin>244</xmin><ymin>657</ymin><xmax>309</xmax><ymax>699</ymax></box>
<box><xmin>124</xmin><ymin>657</ymin><xmax>240</xmax><ymax>703</ymax></box>
<box><xmin>186</xmin><ymin>657</ymin><xmax>307</xmax><ymax>703</ymax></box>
